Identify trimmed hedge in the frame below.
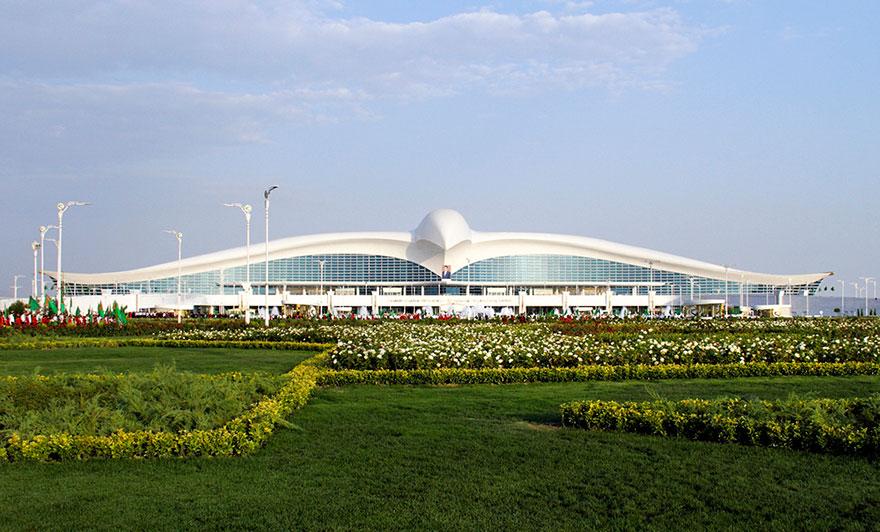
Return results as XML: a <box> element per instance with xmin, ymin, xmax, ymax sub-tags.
<box><xmin>0</xmin><ymin>353</ymin><xmax>327</xmax><ymax>462</ymax></box>
<box><xmin>316</xmin><ymin>362</ymin><xmax>880</xmax><ymax>386</ymax></box>
<box><xmin>560</xmin><ymin>395</ymin><xmax>880</xmax><ymax>456</ymax></box>
<box><xmin>0</xmin><ymin>338</ymin><xmax>330</xmax><ymax>352</ymax></box>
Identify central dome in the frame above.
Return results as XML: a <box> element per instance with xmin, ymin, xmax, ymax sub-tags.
<box><xmin>412</xmin><ymin>209</ymin><xmax>472</xmax><ymax>249</ymax></box>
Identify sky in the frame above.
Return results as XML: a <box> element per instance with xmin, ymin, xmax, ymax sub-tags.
<box><xmin>1</xmin><ymin>0</ymin><xmax>878</xmax><ymax>298</ymax></box>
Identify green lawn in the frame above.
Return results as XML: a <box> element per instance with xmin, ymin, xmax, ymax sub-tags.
<box><xmin>0</xmin><ymin>347</ymin><xmax>316</xmax><ymax>374</ymax></box>
<box><xmin>3</xmin><ymin>375</ymin><xmax>879</xmax><ymax>530</ymax></box>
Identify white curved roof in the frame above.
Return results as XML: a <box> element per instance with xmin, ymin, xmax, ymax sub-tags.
<box><xmin>61</xmin><ymin>209</ymin><xmax>831</xmax><ymax>286</ymax></box>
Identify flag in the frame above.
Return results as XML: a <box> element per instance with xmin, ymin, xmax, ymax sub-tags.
<box><xmin>48</xmin><ymin>298</ymin><xmax>58</xmax><ymax>315</ymax></box>
<box><xmin>75</xmin><ymin>307</ymin><xmax>81</xmax><ymax>317</ymax></box>
<box><xmin>98</xmin><ymin>302</ymin><xmax>105</xmax><ymax>318</ymax></box>
<box><xmin>116</xmin><ymin>306</ymin><xmax>128</xmax><ymax>325</ymax></box>
<box><xmin>28</xmin><ymin>297</ymin><xmax>39</xmax><ymax>313</ymax></box>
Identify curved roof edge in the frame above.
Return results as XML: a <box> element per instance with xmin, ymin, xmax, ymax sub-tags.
<box><xmin>57</xmin><ymin>209</ymin><xmax>832</xmax><ymax>287</ymax></box>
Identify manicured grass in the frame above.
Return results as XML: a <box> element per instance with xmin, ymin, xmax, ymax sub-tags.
<box><xmin>0</xmin><ymin>347</ymin><xmax>316</xmax><ymax>374</ymax></box>
<box><xmin>2</xmin><ymin>375</ymin><xmax>879</xmax><ymax>529</ymax></box>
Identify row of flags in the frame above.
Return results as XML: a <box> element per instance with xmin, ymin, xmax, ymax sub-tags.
<box><xmin>1</xmin><ymin>296</ymin><xmax>128</xmax><ymax>326</ymax></box>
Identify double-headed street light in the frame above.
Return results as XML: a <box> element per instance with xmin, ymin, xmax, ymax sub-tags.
<box><xmin>164</xmin><ymin>229</ymin><xmax>184</xmax><ymax>324</ymax></box>
<box><xmin>263</xmin><ymin>186</ymin><xmax>279</xmax><ymax>327</ymax></box>
<box><xmin>31</xmin><ymin>241</ymin><xmax>40</xmax><ymax>299</ymax></box>
<box><xmin>56</xmin><ymin>201</ymin><xmax>90</xmax><ymax>313</ymax></box>
<box><xmin>224</xmin><ymin>202</ymin><xmax>253</xmax><ymax>324</ymax></box>
<box><xmin>318</xmin><ymin>259</ymin><xmax>325</xmax><ymax>316</ymax></box>
<box><xmin>12</xmin><ymin>275</ymin><xmax>24</xmax><ymax>301</ymax></box>
<box><xmin>38</xmin><ymin>225</ymin><xmax>57</xmax><ymax>300</ymax></box>
<box><xmin>860</xmin><ymin>277</ymin><xmax>874</xmax><ymax>317</ymax></box>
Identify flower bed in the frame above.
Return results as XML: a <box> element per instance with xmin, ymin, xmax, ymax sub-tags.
<box><xmin>560</xmin><ymin>395</ymin><xmax>880</xmax><ymax>456</ymax></box>
<box><xmin>157</xmin><ymin>322</ymin><xmax>880</xmax><ymax>370</ymax></box>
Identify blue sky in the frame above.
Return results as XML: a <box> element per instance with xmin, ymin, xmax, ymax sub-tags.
<box><xmin>1</xmin><ymin>1</ymin><xmax>878</xmax><ymax>298</ymax></box>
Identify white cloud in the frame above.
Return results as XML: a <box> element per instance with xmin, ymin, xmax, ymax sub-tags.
<box><xmin>0</xmin><ymin>2</ymin><xmax>706</xmax><ymax>170</ymax></box>
<box><xmin>1</xmin><ymin>2</ymin><xmax>702</xmax><ymax>96</ymax></box>
<box><xmin>0</xmin><ymin>81</ymin><xmax>370</xmax><ymax>170</ymax></box>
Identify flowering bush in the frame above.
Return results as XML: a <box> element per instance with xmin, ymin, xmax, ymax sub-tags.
<box><xmin>157</xmin><ymin>321</ymin><xmax>880</xmax><ymax>371</ymax></box>
<box><xmin>560</xmin><ymin>395</ymin><xmax>880</xmax><ymax>456</ymax></box>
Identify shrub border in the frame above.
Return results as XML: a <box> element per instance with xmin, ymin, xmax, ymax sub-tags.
<box><xmin>0</xmin><ymin>347</ymin><xmax>332</xmax><ymax>463</ymax></box>
<box><xmin>316</xmin><ymin>361</ymin><xmax>880</xmax><ymax>386</ymax></box>
<box><xmin>560</xmin><ymin>396</ymin><xmax>880</xmax><ymax>456</ymax></box>
<box><xmin>0</xmin><ymin>338</ymin><xmax>329</xmax><ymax>352</ymax></box>
<box><xmin>4</xmin><ymin>340</ymin><xmax>880</xmax><ymax>462</ymax></box>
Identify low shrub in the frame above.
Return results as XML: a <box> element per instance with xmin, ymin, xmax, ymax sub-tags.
<box><xmin>0</xmin><ymin>338</ymin><xmax>330</xmax><ymax>352</ymax></box>
<box><xmin>316</xmin><ymin>361</ymin><xmax>880</xmax><ymax>386</ymax></box>
<box><xmin>0</xmin><ymin>367</ymin><xmax>285</xmax><ymax>439</ymax></box>
<box><xmin>1</xmin><ymin>354</ymin><xmax>325</xmax><ymax>462</ymax></box>
<box><xmin>560</xmin><ymin>395</ymin><xmax>880</xmax><ymax>456</ymax></box>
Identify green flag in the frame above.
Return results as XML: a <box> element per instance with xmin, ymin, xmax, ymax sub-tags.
<box><xmin>75</xmin><ymin>307</ymin><xmax>81</xmax><ymax>317</ymax></box>
<box><xmin>48</xmin><ymin>298</ymin><xmax>58</xmax><ymax>315</ymax></box>
<box><xmin>97</xmin><ymin>302</ymin><xmax>105</xmax><ymax>318</ymax></box>
<box><xmin>28</xmin><ymin>297</ymin><xmax>39</xmax><ymax>313</ymax></box>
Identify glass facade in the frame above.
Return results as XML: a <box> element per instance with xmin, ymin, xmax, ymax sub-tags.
<box><xmin>452</xmin><ymin>255</ymin><xmax>821</xmax><ymax>296</ymax></box>
<box><xmin>64</xmin><ymin>254</ymin><xmax>439</xmax><ymax>296</ymax></box>
<box><xmin>63</xmin><ymin>253</ymin><xmax>821</xmax><ymax>297</ymax></box>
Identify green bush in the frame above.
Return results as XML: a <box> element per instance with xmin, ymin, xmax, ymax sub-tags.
<box><xmin>316</xmin><ymin>362</ymin><xmax>880</xmax><ymax>387</ymax></box>
<box><xmin>0</xmin><ymin>353</ymin><xmax>325</xmax><ymax>462</ymax></box>
<box><xmin>560</xmin><ymin>395</ymin><xmax>880</xmax><ymax>456</ymax></box>
<box><xmin>0</xmin><ymin>368</ymin><xmax>285</xmax><ymax>439</ymax></box>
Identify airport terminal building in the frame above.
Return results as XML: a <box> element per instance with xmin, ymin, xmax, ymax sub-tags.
<box><xmin>54</xmin><ymin>209</ymin><xmax>831</xmax><ymax>316</ymax></box>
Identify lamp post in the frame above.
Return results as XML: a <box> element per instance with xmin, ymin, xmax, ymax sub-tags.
<box><xmin>31</xmin><ymin>241</ymin><xmax>40</xmax><ymax>299</ymax></box>
<box><xmin>318</xmin><ymin>259</ymin><xmax>325</xmax><ymax>316</ymax></box>
<box><xmin>55</xmin><ymin>201</ymin><xmax>90</xmax><ymax>313</ymax></box>
<box><xmin>12</xmin><ymin>275</ymin><xmax>23</xmax><ymax>301</ymax></box>
<box><xmin>838</xmin><ymin>279</ymin><xmax>846</xmax><ymax>315</ymax></box>
<box><xmin>224</xmin><ymin>202</ymin><xmax>253</xmax><ymax>324</ymax></box>
<box><xmin>860</xmin><ymin>277</ymin><xmax>874</xmax><ymax>317</ymax></box>
<box><xmin>164</xmin><ymin>229</ymin><xmax>183</xmax><ymax>324</ymax></box>
<box><xmin>787</xmin><ymin>277</ymin><xmax>792</xmax><ymax>311</ymax></box>
<box><xmin>38</xmin><ymin>225</ymin><xmax>57</xmax><ymax>301</ymax></box>
<box><xmin>263</xmin><ymin>186</ymin><xmax>278</xmax><ymax>327</ymax></box>
<box><xmin>851</xmin><ymin>282</ymin><xmax>860</xmax><ymax>315</ymax></box>
<box><xmin>466</xmin><ymin>257</ymin><xmax>471</xmax><ymax>296</ymax></box>
<box><xmin>724</xmin><ymin>266</ymin><xmax>730</xmax><ymax>318</ymax></box>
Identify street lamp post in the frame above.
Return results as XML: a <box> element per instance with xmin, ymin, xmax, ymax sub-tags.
<box><xmin>164</xmin><ymin>230</ymin><xmax>183</xmax><ymax>324</ymax></box>
<box><xmin>31</xmin><ymin>241</ymin><xmax>40</xmax><ymax>299</ymax></box>
<box><xmin>851</xmin><ymin>282</ymin><xmax>861</xmax><ymax>315</ymax></box>
<box><xmin>860</xmin><ymin>277</ymin><xmax>874</xmax><ymax>317</ymax></box>
<box><xmin>12</xmin><ymin>275</ymin><xmax>23</xmax><ymax>301</ymax></box>
<box><xmin>38</xmin><ymin>225</ymin><xmax>57</xmax><ymax>301</ymax></box>
<box><xmin>263</xmin><ymin>186</ymin><xmax>278</xmax><ymax>327</ymax></box>
<box><xmin>838</xmin><ymin>279</ymin><xmax>846</xmax><ymax>315</ymax></box>
<box><xmin>224</xmin><ymin>202</ymin><xmax>253</xmax><ymax>324</ymax></box>
<box><xmin>724</xmin><ymin>266</ymin><xmax>730</xmax><ymax>317</ymax></box>
<box><xmin>466</xmin><ymin>257</ymin><xmax>471</xmax><ymax>297</ymax></box>
<box><xmin>787</xmin><ymin>277</ymin><xmax>792</xmax><ymax>312</ymax></box>
<box><xmin>318</xmin><ymin>259</ymin><xmax>325</xmax><ymax>316</ymax></box>
<box><xmin>55</xmin><ymin>201</ymin><xmax>90</xmax><ymax>314</ymax></box>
